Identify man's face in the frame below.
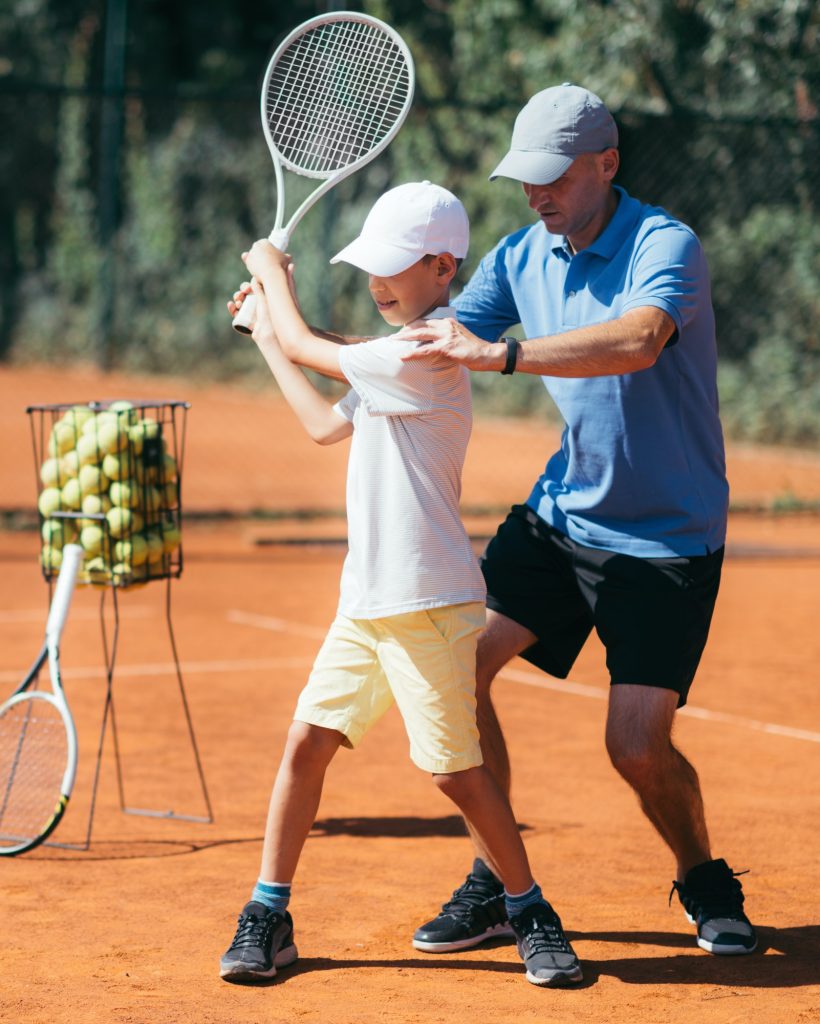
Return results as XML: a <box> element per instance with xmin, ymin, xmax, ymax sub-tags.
<box><xmin>522</xmin><ymin>149</ymin><xmax>618</xmax><ymax>244</ymax></box>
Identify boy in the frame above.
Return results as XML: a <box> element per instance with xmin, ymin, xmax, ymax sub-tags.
<box><xmin>219</xmin><ymin>181</ymin><xmax>582</xmax><ymax>987</ymax></box>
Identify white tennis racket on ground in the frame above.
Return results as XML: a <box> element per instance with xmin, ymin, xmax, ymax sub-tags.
<box><xmin>0</xmin><ymin>543</ymin><xmax>82</xmax><ymax>855</ymax></box>
<box><xmin>232</xmin><ymin>10</ymin><xmax>415</xmax><ymax>333</ymax></box>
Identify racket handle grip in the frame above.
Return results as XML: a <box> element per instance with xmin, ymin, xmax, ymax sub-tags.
<box><xmin>231</xmin><ymin>229</ymin><xmax>290</xmax><ymax>335</ymax></box>
<box><xmin>232</xmin><ymin>292</ymin><xmax>257</xmax><ymax>335</ymax></box>
<box><xmin>46</xmin><ymin>543</ymin><xmax>83</xmax><ymax>643</ymax></box>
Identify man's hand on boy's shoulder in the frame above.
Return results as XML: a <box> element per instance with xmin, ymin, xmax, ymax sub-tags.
<box><xmin>399</xmin><ymin>317</ymin><xmax>503</xmax><ymax>371</ymax></box>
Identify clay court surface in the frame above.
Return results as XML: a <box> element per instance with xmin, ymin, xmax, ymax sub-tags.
<box><xmin>1</xmin><ymin>365</ymin><xmax>819</xmax><ymax>1024</ymax></box>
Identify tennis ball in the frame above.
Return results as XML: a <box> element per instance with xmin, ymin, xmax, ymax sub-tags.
<box><xmin>82</xmin><ymin>492</ymin><xmax>112</xmax><ymax>516</ymax></box>
<box><xmin>161</xmin><ymin>521</ymin><xmax>181</xmax><ymax>553</ymax></box>
<box><xmin>114</xmin><ymin>535</ymin><xmax>147</xmax><ymax>567</ymax></box>
<box><xmin>47</xmin><ymin>420</ymin><xmax>78</xmax><ymax>457</ymax></box>
<box><xmin>97</xmin><ymin>419</ymin><xmax>129</xmax><ymax>457</ymax></box>
<box><xmin>158</xmin><ymin>453</ymin><xmax>178</xmax><ymax>484</ymax></box>
<box><xmin>40</xmin><ymin>545</ymin><xmax>63</xmax><ymax>571</ymax></box>
<box><xmin>40</xmin><ymin>457</ymin><xmax>65</xmax><ymax>489</ymax></box>
<box><xmin>109</xmin><ymin>400</ymin><xmax>138</xmax><ymax>425</ymax></box>
<box><xmin>65</xmin><ymin>405</ymin><xmax>95</xmax><ymax>430</ymax></box>
<box><xmin>76</xmin><ymin>432</ymin><xmax>102</xmax><ymax>465</ymax></box>
<box><xmin>161</xmin><ymin>481</ymin><xmax>178</xmax><ymax>509</ymax></box>
<box><xmin>102</xmin><ymin>450</ymin><xmax>132</xmax><ymax>481</ymax></box>
<box><xmin>61</xmin><ymin>477</ymin><xmax>82</xmax><ymax>510</ymax></box>
<box><xmin>109</xmin><ymin>479</ymin><xmax>139</xmax><ymax>509</ymax></box>
<box><xmin>128</xmin><ymin>419</ymin><xmax>160</xmax><ymax>456</ymax></box>
<box><xmin>60</xmin><ymin>449</ymin><xmax>82</xmax><ymax>479</ymax></box>
<box><xmin>111</xmin><ymin>562</ymin><xmax>134</xmax><ymax>587</ymax></box>
<box><xmin>80</xmin><ymin>524</ymin><xmax>106</xmax><ymax>556</ymax></box>
<box><xmin>144</xmin><ymin>532</ymin><xmax>164</xmax><ymax>564</ymax></box>
<box><xmin>78</xmin><ymin>463</ymin><xmax>109</xmax><ymax>496</ymax></box>
<box><xmin>38</xmin><ymin>487</ymin><xmax>63</xmax><ymax>518</ymax></box>
<box><xmin>42</xmin><ymin>518</ymin><xmax>77</xmax><ymax>548</ymax></box>
<box><xmin>106</xmin><ymin>506</ymin><xmax>134</xmax><ymax>538</ymax></box>
<box><xmin>83</xmin><ymin>556</ymin><xmax>110</xmax><ymax>588</ymax></box>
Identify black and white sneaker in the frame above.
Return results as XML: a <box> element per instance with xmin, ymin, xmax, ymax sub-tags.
<box><xmin>412</xmin><ymin>859</ymin><xmax>513</xmax><ymax>952</ymax></box>
<box><xmin>670</xmin><ymin>858</ymin><xmax>757</xmax><ymax>955</ymax></box>
<box><xmin>219</xmin><ymin>901</ymin><xmax>299</xmax><ymax>982</ymax></box>
<box><xmin>509</xmin><ymin>901</ymin><xmax>583</xmax><ymax>986</ymax></box>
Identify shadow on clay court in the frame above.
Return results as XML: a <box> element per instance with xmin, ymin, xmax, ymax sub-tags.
<box><xmin>223</xmin><ymin>927</ymin><xmax>820</xmax><ymax>990</ymax></box>
<box><xmin>310</xmin><ymin>815</ymin><xmax>532</xmax><ymax>838</ymax></box>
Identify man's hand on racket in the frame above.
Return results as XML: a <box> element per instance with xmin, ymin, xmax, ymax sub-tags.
<box><xmin>400</xmin><ymin>317</ymin><xmax>505</xmax><ymax>372</ymax></box>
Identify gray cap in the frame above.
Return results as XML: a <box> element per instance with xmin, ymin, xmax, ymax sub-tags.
<box><xmin>490</xmin><ymin>83</ymin><xmax>618</xmax><ymax>185</ymax></box>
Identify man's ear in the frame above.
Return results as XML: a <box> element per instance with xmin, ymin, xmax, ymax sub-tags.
<box><xmin>601</xmin><ymin>147</ymin><xmax>620</xmax><ymax>181</ymax></box>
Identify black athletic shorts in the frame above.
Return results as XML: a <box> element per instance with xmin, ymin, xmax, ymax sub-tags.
<box><xmin>480</xmin><ymin>505</ymin><xmax>724</xmax><ymax>707</ymax></box>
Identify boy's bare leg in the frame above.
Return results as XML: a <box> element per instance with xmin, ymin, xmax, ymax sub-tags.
<box><xmin>434</xmin><ymin>765</ymin><xmax>533</xmax><ymax>894</ymax></box>
<box><xmin>463</xmin><ymin>610</ymin><xmax>538</xmax><ymax>878</ymax></box>
<box><xmin>259</xmin><ymin>721</ymin><xmax>345</xmax><ymax>882</ymax></box>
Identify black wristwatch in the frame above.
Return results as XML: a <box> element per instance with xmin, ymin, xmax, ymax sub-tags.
<box><xmin>500</xmin><ymin>336</ymin><xmax>519</xmax><ymax>375</ymax></box>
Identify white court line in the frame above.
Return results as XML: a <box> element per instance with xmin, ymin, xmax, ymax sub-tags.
<box><xmin>0</xmin><ymin>656</ymin><xmax>314</xmax><ymax>687</ymax></box>
<box><xmin>500</xmin><ymin>666</ymin><xmax>820</xmax><ymax>745</ymax></box>
<box><xmin>227</xmin><ymin>609</ymin><xmax>327</xmax><ymax>641</ymax></box>
<box><xmin>227</xmin><ymin>610</ymin><xmax>820</xmax><ymax>746</ymax></box>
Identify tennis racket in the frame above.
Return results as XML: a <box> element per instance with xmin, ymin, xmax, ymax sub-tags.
<box><xmin>232</xmin><ymin>11</ymin><xmax>415</xmax><ymax>334</ymax></box>
<box><xmin>0</xmin><ymin>543</ymin><xmax>83</xmax><ymax>855</ymax></box>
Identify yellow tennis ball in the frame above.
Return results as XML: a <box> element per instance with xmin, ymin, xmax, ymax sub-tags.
<box><xmin>102</xmin><ymin>450</ymin><xmax>132</xmax><ymax>481</ymax></box>
<box><xmin>109</xmin><ymin>400</ymin><xmax>138</xmax><ymax>425</ymax></box>
<box><xmin>38</xmin><ymin>487</ymin><xmax>63</xmax><ymax>518</ymax></box>
<box><xmin>60</xmin><ymin>449</ymin><xmax>82</xmax><ymax>478</ymax></box>
<box><xmin>128</xmin><ymin>419</ymin><xmax>160</xmax><ymax>456</ymax></box>
<box><xmin>144</xmin><ymin>532</ymin><xmax>164</xmax><ymax>564</ymax></box>
<box><xmin>76</xmin><ymin>433</ymin><xmax>102</xmax><ymax>466</ymax></box>
<box><xmin>40</xmin><ymin>545</ymin><xmax>63</xmax><ymax>571</ymax></box>
<box><xmin>106</xmin><ymin>506</ymin><xmax>133</xmax><ymax>538</ymax></box>
<box><xmin>78</xmin><ymin>463</ymin><xmax>109</xmax><ymax>496</ymax></box>
<box><xmin>161</xmin><ymin>521</ymin><xmax>181</xmax><ymax>553</ymax></box>
<box><xmin>158</xmin><ymin>453</ymin><xmax>178</xmax><ymax>484</ymax></box>
<box><xmin>42</xmin><ymin>518</ymin><xmax>77</xmax><ymax>549</ymax></box>
<box><xmin>61</xmin><ymin>477</ymin><xmax>82</xmax><ymax>510</ymax></box>
<box><xmin>83</xmin><ymin>556</ymin><xmax>110</xmax><ymax>588</ymax></box>
<box><xmin>65</xmin><ymin>405</ymin><xmax>95</xmax><ymax>430</ymax></box>
<box><xmin>47</xmin><ymin>420</ymin><xmax>78</xmax><ymax>457</ymax></box>
<box><xmin>82</xmin><ymin>492</ymin><xmax>112</xmax><ymax>516</ymax></box>
<box><xmin>110</xmin><ymin>479</ymin><xmax>139</xmax><ymax>508</ymax></box>
<box><xmin>114</xmin><ymin>534</ymin><xmax>147</xmax><ymax>567</ymax></box>
<box><xmin>80</xmin><ymin>524</ymin><xmax>106</xmax><ymax>556</ymax></box>
<box><xmin>40</xmin><ymin>457</ymin><xmax>65</xmax><ymax>489</ymax></box>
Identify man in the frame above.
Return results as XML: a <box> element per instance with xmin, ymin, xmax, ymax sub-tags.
<box><xmin>403</xmin><ymin>83</ymin><xmax>757</xmax><ymax>958</ymax></box>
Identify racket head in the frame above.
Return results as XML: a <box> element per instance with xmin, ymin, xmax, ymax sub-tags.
<box><xmin>262</xmin><ymin>12</ymin><xmax>415</xmax><ymax>181</ymax></box>
<box><xmin>0</xmin><ymin>692</ymin><xmax>77</xmax><ymax>856</ymax></box>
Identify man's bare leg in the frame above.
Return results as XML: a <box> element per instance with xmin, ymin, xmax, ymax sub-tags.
<box><xmin>605</xmin><ymin>684</ymin><xmax>711</xmax><ymax>879</ymax></box>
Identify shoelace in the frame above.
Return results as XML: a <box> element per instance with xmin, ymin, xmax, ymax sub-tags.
<box><xmin>669</xmin><ymin>869</ymin><xmax>749</xmax><ymax>919</ymax></box>
<box><xmin>229</xmin><ymin>911</ymin><xmax>278</xmax><ymax>951</ymax></box>
<box><xmin>440</xmin><ymin>875</ymin><xmax>502</xmax><ymax>918</ymax></box>
<box><xmin>518</xmin><ymin>908</ymin><xmax>571</xmax><ymax>954</ymax></box>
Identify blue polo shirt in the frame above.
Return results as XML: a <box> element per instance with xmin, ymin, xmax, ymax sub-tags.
<box><xmin>454</xmin><ymin>185</ymin><xmax>728</xmax><ymax>557</ymax></box>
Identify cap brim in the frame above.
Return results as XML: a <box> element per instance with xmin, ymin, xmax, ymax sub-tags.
<box><xmin>489</xmin><ymin>150</ymin><xmax>574</xmax><ymax>185</ymax></box>
<box><xmin>329</xmin><ymin>238</ymin><xmax>420</xmax><ymax>276</ymax></box>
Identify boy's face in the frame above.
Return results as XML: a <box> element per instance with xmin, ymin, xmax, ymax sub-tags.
<box><xmin>368</xmin><ymin>254</ymin><xmax>456</xmax><ymax>327</ymax></box>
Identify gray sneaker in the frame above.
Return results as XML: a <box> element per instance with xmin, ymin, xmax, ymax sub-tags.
<box><xmin>509</xmin><ymin>901</ymin><xmax>583</xmax><ymax>986</ymax></box>
<box><xmin>671</xmin><ymin>859</ymin><xmax>757</xmax><ymax>955</ymax></box>
<box><xmin>220</xmin><ymin>901</ymin><xmax>298</xmax><ymax>982</ymax></box>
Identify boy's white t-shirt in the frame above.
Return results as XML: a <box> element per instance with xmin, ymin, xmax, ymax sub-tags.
<box><xmin>333</xmin><ymin>306</ymin><xmax>486</xmax><ymax>619</ymax></box>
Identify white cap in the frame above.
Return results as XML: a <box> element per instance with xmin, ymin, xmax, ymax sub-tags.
<box><xmin>490</xmin><ymin>83</ymin><xmax>618</xmax><ymax>185</ymax></box>
<box><xmin>330</xmin><ymin>181</ymin><xmax>469</xmax><ymax>276</ymax></box>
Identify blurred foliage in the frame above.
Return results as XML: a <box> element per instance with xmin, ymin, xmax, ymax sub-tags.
<box><xmin>0</xmin><ymin>0</ymin><xmax>818</xmax><ymax>439</ymax></box>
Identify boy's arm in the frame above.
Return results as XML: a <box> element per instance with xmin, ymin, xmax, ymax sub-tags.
<box><xmin>242</xmin><ymin>241</ymin><xmax>362</xmax><ymax>380</ymax></box>
<box><xmin>230</xmin><ymin>281</ymin><xmax>371</xmax><ymax>349</ymax></box>
<box><xmin>247</xmin><ymin>280</ymin><xmax>353</xmax><ymax>446</ymax></box>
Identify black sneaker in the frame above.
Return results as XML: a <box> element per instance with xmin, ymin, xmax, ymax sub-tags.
<box><xmin>670</xmin><ymin>858</ymin><xmax>757</xmax><ymax>955</ymax></box>
<box><xmin>509</xmin><ymin>901</ymin><xmax>583</xmax><ymax>986</ymax></box>
<box><xmin>219</xmin><ymin>901</ymin><xmax>299</xmax><ymax>982</ymax></box>
<box><xmin>412</xmin><ymin>859</ymin><xmax>513</xmax><ymax>952</ymax></box>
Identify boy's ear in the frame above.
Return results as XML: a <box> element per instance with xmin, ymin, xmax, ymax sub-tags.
<box><xmin>435</xmin><ymin>252</ymin><xmax>458</xmax><ymax>282</ymax></box>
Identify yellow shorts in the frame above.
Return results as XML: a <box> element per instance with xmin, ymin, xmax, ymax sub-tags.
<box><xmin>294</xmin><ymin>602</ymin><xmax>485</xmax><ymax>774</ymax></box>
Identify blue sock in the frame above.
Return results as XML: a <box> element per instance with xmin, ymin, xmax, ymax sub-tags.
<box><xmin>504</xmin><ymin>881</ymin><xmax>545</xmax><ymax>920</ymax></box>
<box><xmin>251</xmin><ymin>879</ymin><xmax>291</xmax><ymax>916</ymax></box>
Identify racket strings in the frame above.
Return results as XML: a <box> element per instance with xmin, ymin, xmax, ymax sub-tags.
<box><xmin>267</xmin><ymin>20</ymin><xmax>411</xmax><ymax>175</ymax></box>
<box><xmin>0</xmin><ymin>699</ymin><xmax>67</xmax><ymax>846</ymax></box>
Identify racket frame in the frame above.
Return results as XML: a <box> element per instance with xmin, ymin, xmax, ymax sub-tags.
<box><xmin>233</xmin><ymin>11</ymin><xmax>415</xmax><ymax>332</ymax></box>
<box><xmin>0</xmin><ymin>543</ymin><xmax>82</xmax><ymax>856</ymax></box>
